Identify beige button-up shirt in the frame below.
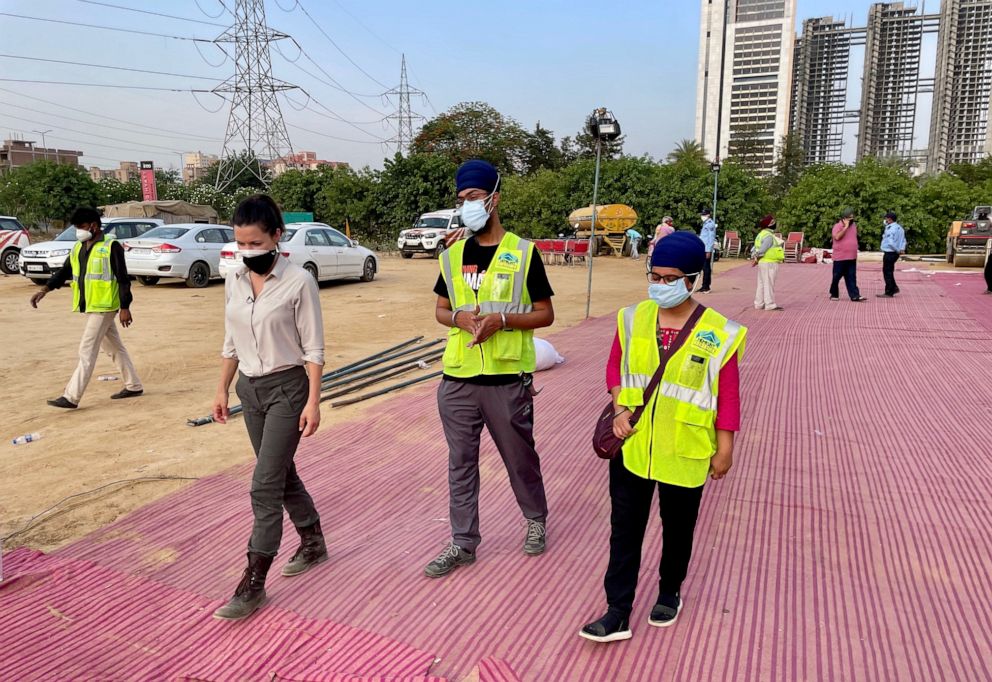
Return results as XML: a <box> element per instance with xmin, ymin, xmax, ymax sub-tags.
<box><xmin>222</xmin><ymin>256</ymin><xmax>325</xmax><ymax>377</ymax></box>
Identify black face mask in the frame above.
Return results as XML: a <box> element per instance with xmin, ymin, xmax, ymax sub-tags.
<box><xmin>242</xmin><ymin>249</ymin><xmax>278</xmax><ymax>275</ymax></box>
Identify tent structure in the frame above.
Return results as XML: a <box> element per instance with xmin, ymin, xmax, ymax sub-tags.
<box><xmin>99</xmin><ymin>200</ymin><xmax>218</xmax><ymax>224</ymax></box>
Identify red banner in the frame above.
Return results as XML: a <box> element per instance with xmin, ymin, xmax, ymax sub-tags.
<box><xmin>140</xmin><ymin>161</ymin><xmax>158</xmax><ymax>201</ymax></box>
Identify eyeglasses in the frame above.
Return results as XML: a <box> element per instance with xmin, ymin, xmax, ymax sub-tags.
<box><xmin>646</xmin><ymin>273</ymin><xmax>685</xmax><ymax>285</ymax></box>
<box><xmin>455</xmin><ymin>191</ymin><xmax>491</xmax><ymax>208</ymax></box>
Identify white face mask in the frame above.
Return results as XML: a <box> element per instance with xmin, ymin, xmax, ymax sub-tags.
<box><xmin>76</xmin><ymin>229</ymin><xmax>94</xmax><ymax>241</ymax></box>
<box><xmin>458</xmin><ymin>175</ymin><xmax>501</xmax><ymax>233</ymax></box>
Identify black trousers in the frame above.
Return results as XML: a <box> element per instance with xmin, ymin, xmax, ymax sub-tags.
<box><xmin>882</xmin><ymin>252</ymin><xmax>900</xmax><ymax>295</ymax></box>
<box><xmin>829</xmin><ymin>259</ymin><xmax>861</xmax><ymax>300</ymax></box>
<box><xmin>236</xmin><ymin>366</ymin><xmax>320</xmax><ymax>558</ymax></box>
<box><xmin>985</xmin><ymin>252</ymin><xmax>992</xmax><ymax>292</ymax></box>
<box><xmin>603</xmin><ymin>457</ymin><xmax>704</xmax><ymax>618</ymax></box>
<box><xmin>701</xmin><ymin>254</ymin><xmax>712</xmax><ymax>290</ymax></box>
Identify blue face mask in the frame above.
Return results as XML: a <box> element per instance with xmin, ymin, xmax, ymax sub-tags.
<box><xmin>460</xmin><ymin>198</ymin><xmax>491</xmax><ymax>232</ymax></box>
<box><xmin>648</xmin><ymin>279</ymin><xmax>692</xmax><ymax>309</ymax></box>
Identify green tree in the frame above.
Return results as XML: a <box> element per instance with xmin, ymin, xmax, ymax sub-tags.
<box><xmin>727</xmin><ymin>124</ymin><xmax>769</xmax><ymax>174</ymax></box>
<box><xmin>521</xmin><ymin>122</ymin><xmax>566</xmax><ymax>175</ymax></box>
<box><xmin>949</xmin><ymin>156</ymin><xmax>992</xmax><ymax>186</ymax></box>
<box><xmin>199</xmin><ymin>151</ymin><xmax>267</xmax><ymax>191</ymax></box>
<box><xmin>768</xmin><ymin>133</ymin><xmax>805</xmax><ymax>199</ymax></box>
<box><xmin>97</xmin><ymin>177</ymin><xmax>142</xmax><ymax>205</ymax></box>
<box><xmin>362</xmin><ymin>153</ymin><xmax>457</xmax><ymax>244</ymax></box>
<box><xmin>666</xmin><ymin>139</ymin><xmax>708</xmax><ymax>166</ymax></box>
<box><xmin>269</xmin><ymin>169</ymin><xmax>325</xmax><ymax>214</ymax></box>
<box><xmin>560</xmin><ymin>127</ymin><xmax>625</xmax><ymax>163</ymax></box>
<box><xmin>411</xmin><ymin>101</ymin><xmax>529</xmax><ymax>173</ymax></box>
<box><xmin>0</xmin><ymin>161</ymin><xmax>100</xmax><ymax>227</ymax></box>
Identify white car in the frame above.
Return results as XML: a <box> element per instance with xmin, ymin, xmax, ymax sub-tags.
<box><xmin>219</xmin><ymin>223</ymin><xmax>378</xmax><ymax>283</ymax></box>
<box><xmin>398</xmin><ymin>209</ymin><xmax>461</xmax><ymax>258</ymax></box>
<box><xmin>18</xmin><ymin>220</ymin><xmax>163</xmax><ymax>285</ymax></box>
<box><xmin>124</xmin><ymin>223</ymin><xmax>234</xmax><ymax>288</ymax></box>
<box><xmin>1</xmin><ymin>215</ymin><xmax>30</xmax><ymax>275</ymax></box>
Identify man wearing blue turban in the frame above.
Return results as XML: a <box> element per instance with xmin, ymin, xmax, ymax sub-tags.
<box><xmin>425</xmin><ymin>159</ymin><xmax>557</xmax><ymax>578</ymax></box>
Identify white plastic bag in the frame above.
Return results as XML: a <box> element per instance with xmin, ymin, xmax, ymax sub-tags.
<box><xmin>533</xmin><ymin>337</ymin><xmax>565</xmax><ymax>372</ymax></box>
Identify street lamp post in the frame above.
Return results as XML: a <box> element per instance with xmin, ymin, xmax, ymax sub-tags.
<box><xmin>33</xmin><ymin>129</ymin><xmax>52</xmax><ymax>161</ymax></box>
<box><xmin>711</xmin><ymin>159</ymin><xmax>721</xmax><ymax>223</ymax></box>
<box><xmin>584</xmin><ymin>108</ymin><xmax>622</xmax><ymax>319</ymax></box>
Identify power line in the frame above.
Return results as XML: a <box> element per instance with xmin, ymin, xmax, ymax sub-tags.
<box><xmin>384</xmin><ymin>54</ymin><xmax>426</xmax><ymax>154</ymax></box>
<box><xmin>0</xmin><ymin>120</ymin><xmax>183</xmax><ymax>158</ymax></box>
<box><xmin>0</xmin><ymin>12</ymin><xmax>217</xmax><ymax>42</ymax></box>
<box><xmin>290</xmin><ymin>92</ymin><xmax>388</xmax><ymax>141</ymax></box>
<box><xmin>0</xmin><ymin>78</ymin><xmax>213</xmax><ymax>92</ymax></box>
<box><xmin>278</xmin><ymin>0</ymin><xmax>389</xmax><ymax>89</ymax></box>
<box><xmin>0</xmin><ymin>112</ymin><xmax>187</xmax><ymax>153</ymax></box>
<box><xmin>0</xmin><ymin>112</ymin><xmax>194</xmax><ymax>154</ymax></box>
<box><xmin>0</xmin><ymin>54</ymin><xmax>220</xmax><ymax>81</ymax></box>
<box><xmin>284</xmin><ymin>121</ymin><xmax>387</xmax><ymax>145</ymax></box>
<box><xmin>0</xmin><ymin>87</ymin><xmax>221</xmax><ymax>141</ymax></box>
<box><xmin>76</xmin><ymin>0</ymin><xmax>229</xmax><ymax>27</ymax></box>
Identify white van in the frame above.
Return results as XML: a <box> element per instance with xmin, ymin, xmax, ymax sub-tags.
<box><xmin>397</xmin><ymin>209</ymin><xmax>461</xmax><ymax>259</ymax></box>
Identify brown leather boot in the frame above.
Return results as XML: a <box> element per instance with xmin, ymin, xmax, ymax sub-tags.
<box><xmin>281</xmin><ymin>521</ymin><xmax>328</xmax><ymax>577</ymax></box>
<box><xmin>213</xmin><ymin>552</ymin><xmax>272</xmax><ymax>620</ymax></box>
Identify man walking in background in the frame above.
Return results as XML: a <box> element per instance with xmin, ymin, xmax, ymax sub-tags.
<box><xmin>626</xmin><ymin>227</ymin><xmax>643</xmax><ymax>259</ymax></box>
<box><xmin>878</xmin><ymin>212</ymin><xmax>906</xmax><ymax>298</ymax></box>
<box><xmin>829</xmin><ymin>208</ymin><xmax>866</xmax><ymax>303</ymax></box>
<box><xmin>29</xmin><ymin>207</ymin><xmax>143</xmax><ymax>408</ymax></box>
<box><xmin>752</xmin><ymin>214</ymin><xmax>785</xmax><ymax>311</ymax></box>
<box><xmin>699</xmin><ymin>209</ymin><xmax>716</xmax><ymax>293</ymax></box>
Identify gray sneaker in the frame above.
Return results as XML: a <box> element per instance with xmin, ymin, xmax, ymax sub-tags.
<box><xmin>424</xmin><ymin>542</ymin><xmax>475</xmax><ymax>578</ymax></box>
<box><xmin>523</xmin><ymin>520</ymin><xmax>546</xmax><ymax>555</ymax></box>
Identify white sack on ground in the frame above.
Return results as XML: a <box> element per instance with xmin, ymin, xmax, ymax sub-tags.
<box><xmin>534</xmin><ymin>338</ymin><xmax>565</xmax><ymax>372</ymax></box>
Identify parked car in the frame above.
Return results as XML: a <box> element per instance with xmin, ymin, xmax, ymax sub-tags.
<box><xmin>18</xmin><ymin>220</ymin><xmax>167</xmax><ymax>285</ymax></box>
<box><xmin>0</xmin><ymin>215</ymin><xmax>30</xmax><ymax>275</ymax></box>
<box><xmin>123</xmin><ymin>224</ymin><xmax>234</xmax><ymax>288</ymax></box>
<box><xmin>219</xmin><ymin>222</ymin><xmax>378</xmax><ymax>283</ymax></box>
<box><xmin>398</xmin><ymin>209</ymin><xmax>461</xmax><ymax>258</ymax></box>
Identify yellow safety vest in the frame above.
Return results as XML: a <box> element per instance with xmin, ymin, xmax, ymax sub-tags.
<box><xmin>617</xmin><ymin>301</ymin><xmax>747</xmax><ymax>487</ymax></box>
<box><xmin>69</xmin><ymin>237</ymin><xmax>121</xmax><ymax>313</ymax></box>
<box><xmin>755</xmin><ymin>229</ymin><xmax>785</xmax><ymax>263</ymax></box>
<box><xmin>439</xmin><ymin>232</ymin><xmax>536</xmax><ymax>377</ymax></box>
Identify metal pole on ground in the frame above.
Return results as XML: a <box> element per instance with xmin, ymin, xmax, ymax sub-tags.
<box><xmin>586</xmin><ymin>138</ymin><xmax>601</xmax><ymax>320</ymax></box>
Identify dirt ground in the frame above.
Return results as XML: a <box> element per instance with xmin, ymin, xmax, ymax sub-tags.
<box><xmin>0</xmin><ymin>254</ymin><xmax>753</xmax><ymax>552</ymax></box>
<box><xmin>1</xmin><ymin>250</ymin><xmax>981</xmax><ymax>553</ymax></box>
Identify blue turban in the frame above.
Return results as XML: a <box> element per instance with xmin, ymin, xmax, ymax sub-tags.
<box><xmin>456</xmin><ymin>159</ymin><xmax>500</xmax><ymax>194</ymax></box>
<box><xmin>650</xmin><ymin>230</ymin><xmax>706</xmax><ymax>274</ymax></box>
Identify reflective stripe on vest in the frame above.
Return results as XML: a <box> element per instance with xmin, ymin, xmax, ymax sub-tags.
<box><xmin>439</xmin><ymin>232</ymin><xmax>536</xmax><ymax>376</ymax></box>
<box><xmin>69</xmin><ymin>237</ymin><xmax>120</xmax><ymax>312</ymax></box>
<box><xmin>755</xmin><ymin>229</ymin><xmax>785</xmax><ymax>263</ymax></box>
<box><xmin>615</xmin><ymin>299</ymin><xmax>747</xmax><ymax>486</ymax></box>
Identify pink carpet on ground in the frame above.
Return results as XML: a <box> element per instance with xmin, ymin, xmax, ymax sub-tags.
<box><xmin>3</xmin><ymin>261</ymin><xmax>992</xmax><ymax>680</ymax></box>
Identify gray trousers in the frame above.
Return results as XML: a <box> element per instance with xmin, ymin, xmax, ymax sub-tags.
<box><xmin>437</xmin><ymin>378</ymin><xmax>549</xmax><ymax>551</ymax></box>
<box><xmin>236</xmin><ymin>366</ymin><xmax>320</xmax><ymax>558</ymax></box>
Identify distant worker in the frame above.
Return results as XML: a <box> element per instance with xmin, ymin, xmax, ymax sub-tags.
<box><xmin>211</xmin><ymin>195</ymin><xmax>327</xmax><ymax>621</ymax></box>
<box><xmin>751</xmin><ymin>214</ymin><xmax>785</xmax><ymax>311</ymax></box>
<box><xmin>626</xmin><ymin>227</ymin><xmax>643</xmax><ymax>259</ymax></box>
<box><xmin>698</xmin><ymin>209</ymin><xmax>716</xmax><ymax>293</ymax></box>
<box><xmin>579</xmin><ymin>231</ymin><xmax>746</xmax><ymax>643</ymax></box>
<box><xmin>29</xmin><ymin>207</ymin><xmax>143</xmax><ymax>409</ymax></box>
<box><xmin>878</xmin><ymin>211</ymin><xmax>907</xmax><ymax>298</ymax></box>
<box><xmin>985</xmin><ymin>246</ymin><xmax>992</xmax><ymax>294</ymax></box>
<box><xmin>829</xmin><ymin>208</ymin><xmax>867</xmax><ymax>302</ymax></box>
<box><xmin>426</xmin><ymin>159</ymin><xmax>555</xmax><ymax>578</ymax></box>
<box><xmin>646</xmin><ymin>217</ymin><xmax>676</xmax><ymax>265</ymax></box>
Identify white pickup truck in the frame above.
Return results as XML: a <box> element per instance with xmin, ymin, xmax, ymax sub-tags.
<box><xmin>398</xmin><ymin>209</ymin><xmax>461</xmax><ymax>259</ymax></box>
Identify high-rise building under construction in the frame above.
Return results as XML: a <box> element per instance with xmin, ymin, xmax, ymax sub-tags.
<box><xmin>700</xmin><ymin>0</ymin><xmax>992</xmax><ymax>173</ymax></box>
<box><xmin>928</xmin><ymin>0</ymin><xmax>992</xmax><ymax>170</ymax></box>
<box><xmin>695</xmin><ymin>0</ymin><xmax>798</xmax><ymax>175</ymax></box>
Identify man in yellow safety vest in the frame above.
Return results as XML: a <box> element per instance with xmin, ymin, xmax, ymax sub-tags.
<box><xmin>424</xmin><ymin>159</ymin><xmax>556</xmax><ymax>579</ymax></box>
<box><xmin>751</xmin><ymin>214</ymin><xmax>785</xmax><ymax>311</ymax></box>
<box><xmin>30</xmin><ymin>207</ymin><xmax>143</xmax><ymax>408</ymax></box>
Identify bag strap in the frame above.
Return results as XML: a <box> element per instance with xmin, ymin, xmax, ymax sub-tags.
<box><xmin>628</xmin><ymin>303</ymin><xmax>707</xmax><ymax>426</ymax></box>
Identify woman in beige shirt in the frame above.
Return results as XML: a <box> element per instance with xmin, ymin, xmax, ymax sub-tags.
<box><xmin>211</xmin><ymin>194</ymin><xmax>327</xmax><ymax>621</ymax></box>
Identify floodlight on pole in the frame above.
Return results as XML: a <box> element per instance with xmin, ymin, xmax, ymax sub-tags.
<box><xmin>710</xmin><ymin>158</ymin><xmax>721</xmax><ymax>222</ymax></box>
<box><xmin>584</xmin><ymin>108</ymin><xmax>621</xmax><ymax>320</ymax></box>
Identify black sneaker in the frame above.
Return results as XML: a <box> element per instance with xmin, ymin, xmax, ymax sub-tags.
<box><xmin>424</xmin><ymin>542</ymin><xmax>475</xmax><ymax>578</ymax></box>
<box><xmin>47</xmin><ymin>397</ymin><xmax>77</xmax><ymax>409</ymax></box>
<box><xmin>111</xmin><ymin>388</ymin><xmax>144</xmax><ymax>400</ymax></box>
<box><xmin>579</xmin><ymin>611</ymin><xmax>632</xmax><ymax>643</ymax></box>
<box><xmin>851</xmin><ymin>296</ymin><xmax>867</xmax><ymax>302</ymax></box>
<box><xmin>829</xmin><ymin>296</ymin><xmax>839</xmax><ymax>301</ymax></box>
<box><xmin>523</xmin><ymin>520</ymin><xmax>546</xmax><ymax>555</ymax></box>
<box><xmin>876</xmin><ymin>293</ymin><xmax>894</xmax><ymax>298</ymax></box>
<box><xmin>648</xmin><ymin>594</ymin><xmax>683</xmax><ymax>628</ymax></box>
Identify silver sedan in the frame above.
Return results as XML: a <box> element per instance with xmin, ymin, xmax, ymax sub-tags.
<box><xmin>123</xmin><ymin>224</ymin><xmax>234</xmax><ymax>288</ymax></box>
